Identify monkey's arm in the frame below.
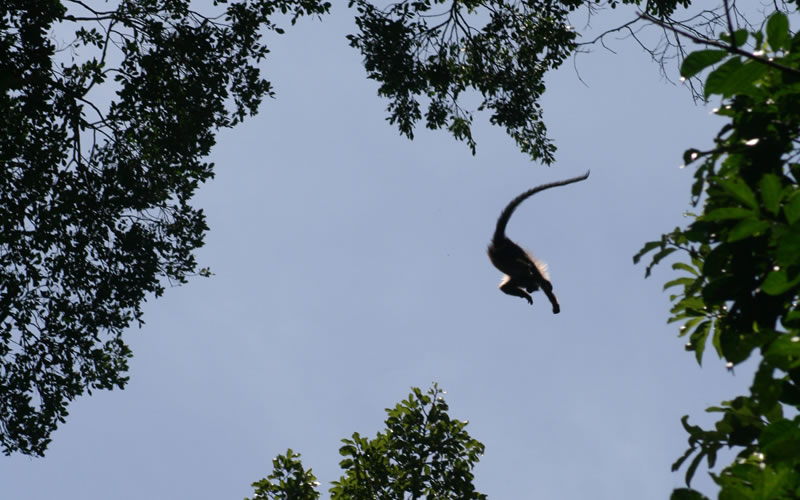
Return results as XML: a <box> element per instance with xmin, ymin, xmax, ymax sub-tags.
<box><xmin>540</xmin><ymin>280</ymin><xmax>561</xmax><ymax>314</ymax></box>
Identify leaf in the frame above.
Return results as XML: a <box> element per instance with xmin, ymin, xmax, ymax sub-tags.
<box><xmin>711</xmin><ymin>319</ymin><xmax>723</xmax><ymax>358</ymax></box>
<box><xmin>760</xmin><ymin>419</ymin><xmax>800</xmax><ymax>460</ymax></box>
<box><xmin>703</xmin><ymin>207</ymin><xmax>755</xmax><ymax>221</ymax></box>
<box><xmin>683</xmin><ymin>148</ymin><xmax>701</xmax><ymax>165</ymax></box>
<box><xmin>689</xmin><ymin>321</ymin><xmax>711</xmax><ymax>365</ymax></box>
<box><xmin>783</xmin><ymin>311</ymin><xmax>800</xmax><ymax>328</ymax></box>
<box><xmin>681</xmin><ymin>50</ymin><xmax>728</xmax><ymax>78</ymax></box>
<box><xmin>671</xmin><ymin>488</ymin><xmax>709</xmax><ymax>500</ymax></box>
<box><xmin>765</xmin><ymin>334</ymin><xmax>800</xmax><ymax>358</ymax></box>
<box><xmin>673</xmin><ymin>262</ymin><xmax>699</xmax><ymax>276</ymax></box>
<box><xmin>784</xmin><ymin>192</ymin><xmax>800</xmax><ymax>224</ymax></box>
<box><xmin>685</xmin><ymin>448</ymin><xmax>706</xmax><ymax>487</ymax></box>
<box><xmin>646</xmin><ymin>247</ymin><xmax>677</xmax><ymax>277</ymax></box>
<box><xmin>705</xmin><ymin>58</ymin><xmax>743</xmax><ymax>98</ymax></box>
<box><xmin>762</xmin><ymin>269</ymin><xmax>800</xmax><ymax>295</ymax></box>
<box><xmin>672</xmin><ymin>446</ymin><xmax>697</xmax><ymax>472</ymax></box>
<box><xmin>720</xmin><ymin>29</ymin><xmax>748</xmax><ymax>47</ymax></box>
<box><xmin>633</xmin><ymin>240</ymin><xmax>663</xmax><ymax>264</ymax></box>
<box><xmin>767</xmin><ymin>12</ymin><xmax>791</xmax><ymax>52</ymax></box>
<box><xmin>727</xmin><ymin>218</ymin><xmax>770</xmax><ymax>242</ymax></box>
<box><xmin>677</xmin><ymin>317</ymin><xmax>703</xmax><ymax>336</ymax></box>
<box><xmin>759</xmin><ymin>174</ymin><xmax>783</xmax><ymax>215</ymax></box>
<box><xmin>664</xmin><ymin>277</ymin><xmax>696</xmax><ymax>291</ymax></box>
<box><xmin>705</xmin><ymin>58</ymin><xmax>769</xmax><ymax>98</ymax></box>
<box><xmin>716</xmin><ymin>178</ymin><xmax>759</xmax><ymax>209</ymax></box>
<box><xmin>776</xmin><ymin>230</ymin><xmax>800</xmax><ymax>267</ymax></box>
<box><xmin>680</xmin><ymin>414</ymin><xmax>704</xmax><ymax>435</ymax></box>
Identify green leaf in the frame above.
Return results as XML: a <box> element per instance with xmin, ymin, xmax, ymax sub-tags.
<box><xmin>776</xmin><ymin>229</ymin><xmax>800</xmax><ymax>267</ymax></box>
<box><xmin>759</xmin><ymin>174</ymin><xmax>783</xmax><ymax>215</ymax></box>
<box><xmin>784</xmin><ymin>192</ymin><xmax>800</xmax><ymax>224</ymax></box>
<box><xmin>766</xmin><ymin>334</ymin><xmax>800</xmax><ymax>358</ymax></box>
<box><xmin>711</xmin><ymin>319</ymin><xmax>723</xmax><ymax>358</ymax></box>
<box><xmin>783</xmin><ymin>311</ymin><xmax>800</xmax><ymax>328</ymax></box>
<box><xmin>664</xmin><ymin>277</ymin><xmax>695</xmax><ymax>291</ymax></box>
<box><xmin>727</xmin><ymin>218</ymin><xmax>770</xmax><ymax>242</ymax></box>
<box><xmin>677</xmin><ymin>317</ymin><xmax>703</xmax><ymax>336</ymax></box>
<box><xmin>680</xmin><ymin>50</ymin><xmax>728</xmax><ymax>78</ymax></box>
<box><xmin>671</xmin><ymin>488</ymin><xmax>709</xmax><ymax>500</ymax></box>
<box><xmin>720</xmin><ymin>29</ymin><xmax>748</xmax><ymax>47</ymax></box>
<box><xmin>705</xmin><ymin>58</ymin><xmax>769</xmax><ymax>98</ymax></box>
<box><xmin>633</xmin><ymin>240</ymin><xmax>663</xmax><ymax>264</ymax></box>
<box><xmin>685</xmin><ymin>448</ymin><xmax>706</xmax><ymax>487</ymax></box>
<box><xmin>673</xmin><ymin>262</ymin><xmax>699</xmax><ymax>276</ymax></box>
<box><xmin>646</xmin><ymin>247</ymin><xmax>677</xmax><ymax>276</ymax></box>
<box><xmin>760</xmin><ymin>419</ymin><xmax>800</xmax><ymax>460</ymax></box>
<box><xmin>716</xmin><ymin>178</ymin><xmax>759</xmax><ymax>209</ymax></box>
<box><xmin>672</xmin><ymin>446</ymin><xmax>697</xmax><ymax>472</ymax></box>
<box><xmin>767</xmin><ymin>12</ymin><xmax>791</xmax><ymax>52</ymax></box>
<box><xmin>753</xmin><ymin>30</ymin><xmax>764</xmax><ymax>49</ymax></box>
<box><xmin>703</xmin><ymin>207</ymin><xmax>755</xmax><ymax>221</ymax></box>
<box><xmin>762</xmin><ymin>269</ymin><xmax>800</xmax><ymax>295</ymax></box>
<box><xmin>705</xmin><ymin>58</ymin><xmax>741</xmax><ymax>99</ymax></box>
<box><xmin>689</xmin><ymin>320</ymin><xmax>711</xmax><ymax>364</ymax></box>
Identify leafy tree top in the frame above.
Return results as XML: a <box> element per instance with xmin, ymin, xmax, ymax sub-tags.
<box><xmin>247</xmin><ymin>385</ymin><xmax>486</xmax><ymax>500</ymax></box>
<box><xmin>0</xmin><ymin>0</ymin><xmax>330</xmax><ymax>456</ymax></box>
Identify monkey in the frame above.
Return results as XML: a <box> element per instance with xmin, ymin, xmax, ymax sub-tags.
<box><xmin>487</xmin><ymin>171</ymin><xmax>590</xmax><ymax>314</ymax></box>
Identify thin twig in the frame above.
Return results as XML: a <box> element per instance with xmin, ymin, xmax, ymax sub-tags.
<box><xmin>640</xmin><ymin>12</ymin><xmax>800</xmax><ymax>76</ymax></box>
<box><xmin>722</xmin><ymin>0</ymin><xmax>737</xmax><ymax>49</ymax></box>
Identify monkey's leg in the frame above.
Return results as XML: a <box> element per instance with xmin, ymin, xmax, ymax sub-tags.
<box><xmin>499</xmin><ymin>276</ymin><xmax>533</xmax><ymax>305</ymax></box>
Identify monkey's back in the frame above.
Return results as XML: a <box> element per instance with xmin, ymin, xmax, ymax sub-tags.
<box><xmin>488</xmin><ymin>238</ymin><xmax>534</xmax><ymax>277</ymax></box>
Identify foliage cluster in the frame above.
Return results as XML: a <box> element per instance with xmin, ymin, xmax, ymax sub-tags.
<box><xmin>246</xmin><ymin>385</ymin><xmax>485</xmax><ymax>500</ymax></box>
<box><xmin>0</xmin><ymin>0</ymin><xmax>330</xmax><ymax>456</ymax></box>
<box><xmin>635</xmin><ymin>10</ymin><xmax>800</xmax><ymax>499</ymax></box>
<box><xmin>4</xmin><ymin>1</ymin><xmax>800</xmax><ymax>499</ymax></box>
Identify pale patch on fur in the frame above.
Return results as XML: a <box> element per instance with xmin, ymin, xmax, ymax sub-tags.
<box><xmin>525</xmin><ymin>250</ymin><xmax>549</xmax><ymax>279</ymax></box>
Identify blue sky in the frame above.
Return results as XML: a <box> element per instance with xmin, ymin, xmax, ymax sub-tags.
<box><xmin>2</xmin><ymin>4</ymin><xmax>755</xmax><ymax>499</ymax></box>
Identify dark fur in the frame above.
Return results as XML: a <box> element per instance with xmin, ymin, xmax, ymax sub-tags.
<box><xmin>488</xmin><ymin>171</ymin><xmax>590</xmax><ymax>313</ymax></box>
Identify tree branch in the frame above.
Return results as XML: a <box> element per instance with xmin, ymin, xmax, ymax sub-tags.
<box><xmin>639</xmin><ymin>12</ymin><xmax>800</xmax><ymax>77</ymax></box>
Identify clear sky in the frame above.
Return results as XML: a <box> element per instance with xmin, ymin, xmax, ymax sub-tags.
<box><xmin>2</xmin><ymin>4</ymin><xmax>754</xmax><ymax>499</ymax></box>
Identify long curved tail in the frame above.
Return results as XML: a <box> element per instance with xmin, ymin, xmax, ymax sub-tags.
<box><xmin>493</xmin><ymin>170</ymin><xmax>590</xmax><ymax>243</ymax></box>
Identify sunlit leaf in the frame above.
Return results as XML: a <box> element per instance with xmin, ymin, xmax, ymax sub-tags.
<box><xmin>703</xmin><ymin>207</ymin><xmax>755</xmax><ymax>221</ymax></box>
<box><xmin>767</xmin><ymin>12</ymin><xmax>791</xmax><ymax>52</ymax></box>
<box><xmin>784</xmin><ymin>192</ymin><xmax>800</xmax><ymax>224</ymax></box>
<box><xmin>690</xmin><ymin>320</ymin><xmax>711</xmax><ymax>364</ymax></box>
<box><xmin>760</xmin><ymin>419</ymin><xmax>800</xmax><ymax>460</ymax></box>
<box><xmin>720</xmin><ymin>29</ymin><xmax>748</xmax><ymax>47</ymax></box>
<box><xmin>681</xmin><ymin>50</ymin><xmax>728</xmax><ymax>78</ymax></box>
<box><xmin>759</xmin><ymin>174</ymin><xmax>783</xmax><ymax>215</ymax></box>
<box><xmin>705</xmin><ymin>59</ymin><xmax>769</xmax><ymax>98</ymax></box>
<box><xmin>762</xmin><ymin>269</ymin><xmax>800</xmax><ymax>295</ymax></box>
<box><xmin>672</xmin><ymin>262</ymin><xmax>699</xmax><ymax>276</ymax></box>
<box><xmin>664</xmin><ymin>277</ymin><xmax>696</xmax><ymax>290</ymax></box>
<box><xmin>705</xmin><ymin>58</ymin><xmax>743</xmax><ymax>98</ymax></box>
<box><xmin>727</xmin><ymin>218</ymin><xmax>770</xmax><ymax>242</ymax></box>
<box><xmin>716</xmin><ymin>178</ymin><xmax>759</xmax><ymax>209</ymax></box>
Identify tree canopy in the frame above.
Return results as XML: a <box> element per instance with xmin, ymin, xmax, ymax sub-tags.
<box><xmin>0</xmin><ymin>0</ymin><xmax>330</xmax><ymax>456</ymax></box>
<box><xmin>635</xmin><ymin>8</ymin><xmax>800</xmax><ymax>498</ymax></box>
<box><xmin>4</xmin><ymin>1</ymin><xmax>800</xmax><ymax>498</ymax></box>
<box><xmin>246</xmin><ymin>385</ymin><xmax>485</xmax><ymax>500</ymax></box>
